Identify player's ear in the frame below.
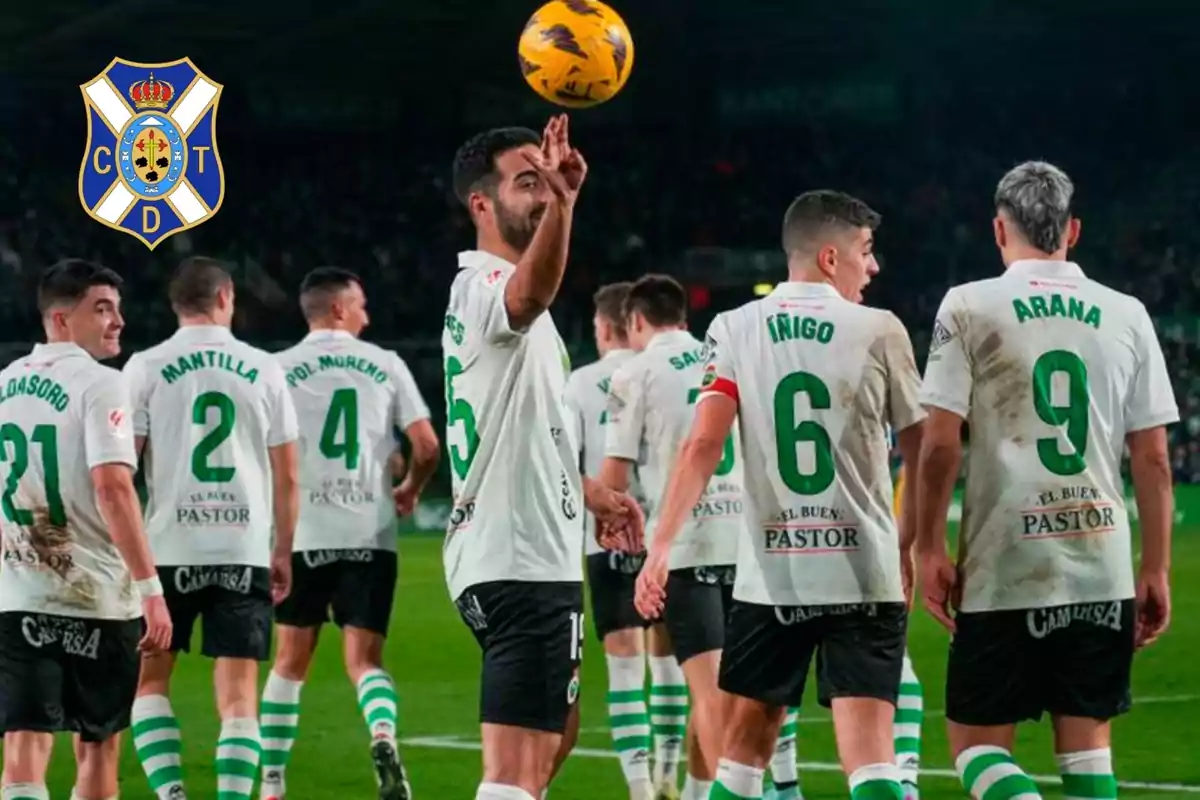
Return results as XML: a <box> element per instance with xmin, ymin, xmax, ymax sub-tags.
<box><xmin>992</xmin><ymin>216</ymin><xmax>1007</xmax><ymax>250</ymax></box>
<box><xmin>468</xmin><ymin>190</ymin><xmax>490</xmax><ymax>223</ymax></box>
<box><xmin>1066</xmin><ymin>217</ymin><xmax>1081</xmax><ymax>249</ymax></box>
<box><xmin>816</xmin><ymin>243</ymin><xmax>838</xmax><ymax>281</ymax></box>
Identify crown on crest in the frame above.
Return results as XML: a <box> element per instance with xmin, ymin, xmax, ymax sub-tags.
<box><xmin>128</xmin><ymin>73</ymin><xmax>174</xmax><ymax>110</ymax></box>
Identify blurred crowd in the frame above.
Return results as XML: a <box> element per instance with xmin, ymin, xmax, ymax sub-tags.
<box><xmin>1</xmin><ymin>101</ymin><xmax>1198</xmax><ymax>489</ymax></box>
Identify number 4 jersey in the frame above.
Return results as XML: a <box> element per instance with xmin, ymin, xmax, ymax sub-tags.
<box><xmin>275</xmin><ymin>330</ymin><xmax>430</xmax><ymax>552</ymax></box>
<box><xmin>921</xmin><ymin>260</ymin><xmax>1179</xmax><ymax>613</ymax></box>
<box><xmin>702</xmin><ymin>282</ymin><xmax>925</xmax><ymax>607</ymax></box>
<box><xmin>0</xmin><ymin>343</ymin><xmax>140</xmax><ymax>620</ymax></box>
<box><xmin>123</xmin><ymin>326</ymin><xmax>299</xmax><ymax>568</ymax></box>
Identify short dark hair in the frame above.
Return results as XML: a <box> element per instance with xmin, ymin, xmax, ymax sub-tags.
<box><xmin>299</xmin><ymin>266</ymin><xmax>362</xmax><ymax>320</ymax></box>
<box><xmin>452</xmin><ymin>127</ymin><xmax>541</xmax><ymax>206</ymax></box>
<box><xmin>593</xmin><ymin>282</ymin><xmax>632</xmax><ymax>340</ymax></box>
<box><xmin>626</xmin><ymin>274</ymin><xmax>687</xmax><ymax>327</ymax></box>
<box><xmin>782</xmin><ymin>190</ymin><xmax>881</xmax><ymax>254</ymax></box>
<box><xmin>37</xmin><ymin>259</ymin><xmax>123</xmax><ymax>315</ymax></box>
<box><xmin>168</xmin><ymin>256</ymin><xmax>232</xmax><ymax>316</ymax></box>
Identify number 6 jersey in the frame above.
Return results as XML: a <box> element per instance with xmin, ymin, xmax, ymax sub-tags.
<box><xmin>124</xmin><ymin>326</ymin><xmax>298</xmax><ymax>568</ymax></box>
<box><xmin>275</xmin><ymin>330</ymin><xmax>429</xmax><ymax>553</ymax></box>
<box><xmin>702</xmin><ymin>282</ymin><xmax>925</xmax><ymax>607</ymax></box>
<box><xmin>921</xmin><ymin>260</ymin><xmax>1179</xmax><ymax>613</ymax></box>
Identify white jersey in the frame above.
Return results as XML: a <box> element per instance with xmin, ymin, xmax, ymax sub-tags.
<box><xmin>0</xmin><ymin>343</ymin><xmax>140</xmax><ymax>620</ymax></box>
<box><xmin>702</xmin><ymin>282</ymin><xmax>925</xmax><ymax>606</ymax></box>
<box><xmin>441</xmin><ymin>251</ymin><xmax>582</xmax><ymax>600</ymax></box>
<box><xmin>921</xmin><ymin>260</ymin><xmax>1179</xmax><ymax>612</ymax></box>
<box><xmin>276</xmin><ymin>331</ymin><xmax>430</xmax><ymax>553</ymax></box>
<box><xmin>606</xmin><ymin>330</ymin><xmax>744</xmax><ymax>570</ymax></box>
<box><xmin>564</xmin><ymin>349</ymin><xmax>641</xmax><ymax>556</ymax></box>
<box><xmin>124</xmin><ymin>326</ymin><xmax>299</xmax><ymax>568</ymax></box>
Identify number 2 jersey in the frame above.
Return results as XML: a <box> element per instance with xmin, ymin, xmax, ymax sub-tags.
<box><xmin>921</xmin><ymin>260</ymin><xmax>1179</xmax><ymax>612</ymax></box>
<box><xmin>702</xmin><ymin>282</ymin><xmax>925</xmax><ymax>607</ymax></box>
<box><xmin>606</xmin><ymin>330</ymin><xmax>745</xmax><ymax>571</ymax></box>
<box><xmin>123</xmin><ymin>325</ymin><xmax>299</xmax><ymax>568</ymax></box>
<box><xmin>275</xmin><ymin>330</ymin><xmax>430</xmax><ymax>553</ymax></box>
<box><xmin>0</xmin><ymin>343</ymin><xmax>140</xmax><ymax>620</ymax></box>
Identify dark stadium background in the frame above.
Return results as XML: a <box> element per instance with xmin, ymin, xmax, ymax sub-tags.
<box><xmin>1</xmin><ymin>0</ymin><xmax>1198</xmax><ymax>495</ymax></box>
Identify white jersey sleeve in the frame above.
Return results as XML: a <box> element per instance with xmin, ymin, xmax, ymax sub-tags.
<box><xmin>83</xmin><ymin>370</ymin><xmax>137</xmax><ymax>470</ymax></box>
<box><xmin>1125</xmin><ymin>306</ymin><xmax>1179</xmax><ymax>431</ymax></box>
<box><xmin>699</xmin><ymin>316</ymin><xmax>738</xmax><ymax>401</ymax></box>
<box><xmin>263</xmin><ymin>360</ymin><xmax>299</xmax><ymax>448</ymax></box>
<box><xmin>563</xmin><ymin>370</ymin><xmax>586</xmax><ymax>471</ymax></box>
<box><xmin>460</xmin><ymin>268</ymin><xmax>525</xmax><ymax>346</ymax></box>
<box><xmin>919</xmin><ymin>288</ymin><xmax>972</xmax><ymax>418</ymax></box>
<box><xmin>123</xmin><ymin>353</ymin><xmax>151</xmax><ymax>438</ymax></box>
<box><xmin>879</xmin><ymin>312</ymin><xmax>925</xmax><ymax>433</ymax></box>
<box><xmin>604</xmin><ymin>362</ymin><xmax>645</xmax><ymax>463</ymax></box>
<box><xmin>390</xmin><ymin>352</ymin><xmax>431</xmax><ymax>431</ymax></box>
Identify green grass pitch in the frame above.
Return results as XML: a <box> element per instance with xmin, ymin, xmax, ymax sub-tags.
<box><xmin>13</xmin><ymin>525</ymin><xmax>1200</xmax><ymax>798</ymax></box>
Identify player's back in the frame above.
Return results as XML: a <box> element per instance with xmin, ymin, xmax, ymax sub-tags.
<box><xmin>0</xmin><ymin>343</ymin><xmax>139</xmax><ymax>620</ymax></box>
<box><xmin>608</xmin><ymin>330</ymin><xmax>743</xmax><ymax>569</ymax></box>
<box><xmin>704</xmin><ymin>282</ymin><xmax>923</xmax><ymax>606</ymax></box>
<box><xmin>922</xmin><ymin>260</ymin><xmax>1177</xmax><ymax>611</ymax></box>
<box><xmin>124</xmin><ymin>325</ymin><xmax>295</xmax><ymax>568</ymax></box>
<box><xmin>276</xmin><ymin>331</ymin><xmax>429</xmax><ymax>552</ymax></box>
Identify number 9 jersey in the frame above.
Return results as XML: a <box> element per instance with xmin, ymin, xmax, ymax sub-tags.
<box><xmin>702</xmin><ymin>282</ymin><xmax>925</xmax><ymax>607</ymax></box>
<box><xmin>920</xmin><ymin>260</ymin><xmax>1179</xmax><ymax>613</ymax></box>
<box><xmin>123</xmin><ymin>326</ymin><xmax>299</xmax><ymax>568</ymax></box>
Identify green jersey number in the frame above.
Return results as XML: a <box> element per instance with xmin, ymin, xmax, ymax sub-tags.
<box><xmin>191</xmin><ymin>391</ymin><xmax>237</xmax><ymax>483</ymax></box>
<box><xmin>774</xmin><ymin>371</ymin><xmax>835</xmax><ymax>495</ymax></box>
<box><xmin>1032</xmin><ymin>350</ymin><xmax>1089</xmax><ymax>476</ymax></box>
<box><xmin>320</xmin><ymin>388</ymin><xmax>360</xmax><ymax>469</ymax></box>
<box><xmin>445</xmin><ymin>355</ymin><xmax>480</xmax><ymax>481</ymax></box>
<box><xmin>0</xmin><ymin>423</ymin><xmax>66</xmax><ymax>526</ymax></box>
<box><xmin>687</xmin><ymin>387</ymin><xmax>735</xmax><ymax>476</ymax></box>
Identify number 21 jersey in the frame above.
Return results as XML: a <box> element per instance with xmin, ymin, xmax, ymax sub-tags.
<box><xmin>124</xmin><ymin>326</ymin><xmax>298</xmax><ymax>568</ymax></box>
<box><xmin>921</xmin><ymin>260</ymin><xmax>1179</xmax><ymax>612</ymax></box>
<box><xmin>703</xmin><ymin>282</ymin><xmax>925</xmax><ymax>607</ymax></box>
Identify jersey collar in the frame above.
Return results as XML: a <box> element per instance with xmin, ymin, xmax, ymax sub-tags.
<box><xmin>768</xmin><ymin>281</ymin><xmax>841</xmax><ymax>299</ymax></box>
<box><xmin>458</xmin><ymin>250</ymin><xmax>516</xmax><ymax>273</ymax></box>
<box><xmin>30</xmin><ymin>342</ymin><xmax>89</xmax><ymax>360</ymax></box>
<box><xmin>602</xmin><ymin>348</ymin><xmax>634</xmax><ymax>360</ymax></box>
<box><xmin>1006</xmin><ymin>260</ymin><xmax>1085</xmax><ymax>279</ymax></box>
<box><xmin>303</xmin><ymin>329</ymin><xmax>355</xmax><ymax>342</ymax></box>
<box><xmin>173</xmin><ymin>324</ymin><xmax>233</xmax><ymax>340</ymax></box>
<box><xmin>646</xmin><ymin>329</ymin><xmax>693</xmax><ymax>350</ymax></box>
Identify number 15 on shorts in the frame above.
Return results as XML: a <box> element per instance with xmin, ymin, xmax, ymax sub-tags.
<box><xmin>569</xmin><ymin>611</ymin><xmax>585</xmax><ymax>662</ymax></box>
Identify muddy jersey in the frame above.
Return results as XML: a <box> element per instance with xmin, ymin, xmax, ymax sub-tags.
<box><xmin>921</xmin><ymin>260</ymin><xmax>1178</xmax><ymax>612</ymax></box>
<box><xmin>0</xmin><ymin>343</ymin><xmax>140</xmax><ymax>620</ymax></box>
<box><xmin>702</xmin><ymin>282</ymin><xmax>925</xmax><ymax>606</ymax></box>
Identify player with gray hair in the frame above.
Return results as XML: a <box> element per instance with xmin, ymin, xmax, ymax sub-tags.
<box><xmin>918</xmin><ymin>161</ymin><xmax>1177</xmax><ymax>800</ymax></box>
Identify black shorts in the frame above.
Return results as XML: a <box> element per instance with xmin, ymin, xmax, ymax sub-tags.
<box><xmin>160</xmin><ymin>565</ymin><xmax>273</xmax><ymax>661</ymax></box>
<box><xmin>662</xmin><ymin>565</ymin><xmax>735</xmax><ymax>665</ymax></box>
<box><xmin>455</xmin><ymin>580</ymin><xmax>584</xmax><ymax>734</ymax></box>
<box><xmin>0</xmin><ymin>611</ymin><xmax>142</xmax><ymax>742</ymax></box>
<box><xmin>586</xmin><ymin>551</ymin><xmax>650</xmax><ymax>640</ymax></box>
<box><xmin>946</xmin><ymin>599</ymin><xmax>1135</xmax><ymax>725</ymax></box>
<box><xmin>275</xmin><ymin>549</ymin><xmax>397</xmax><ymax>636</ymax></box>
<box><xmin>720</xmin><ymin>601</ymin><xmax>907</xmax><ymax>709</ymax></box>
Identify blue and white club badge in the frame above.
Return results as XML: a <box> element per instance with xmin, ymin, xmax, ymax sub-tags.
<box><xmin>79</xmin><ymin>57</ymin><xmax>224</xmax><ymax>250</ymax></box>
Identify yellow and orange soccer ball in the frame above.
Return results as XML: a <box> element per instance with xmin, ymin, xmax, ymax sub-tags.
<box><xmin>518</xmin><ymin>0</ymin><xmax>634</xmax><ymax>108</ymax></box>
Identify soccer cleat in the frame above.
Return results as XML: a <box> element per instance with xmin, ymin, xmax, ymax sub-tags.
<box><xmin>901</xmin><ymin>781</ymin><xmax>919</xmax><ymax>800</ymax></box>
<box><xmin>372</xmin><ymin>739</ymin><xmax>412</xmax><ymax>800</ymax></box>
<box><xmin>654</xmin><ymin>782</ymin><xmax>680</xmax><ymax>800</ymax></box>
<box><xmin>259</xmin><ymin>768</ymin><xmax>284</xmax><ymax>800</ymax></box>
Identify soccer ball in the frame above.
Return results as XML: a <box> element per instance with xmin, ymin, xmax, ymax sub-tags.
<box><xmin>518</xmin><ymin>0</ymin><xmax>634</xmax><ymax>109</ymax></box>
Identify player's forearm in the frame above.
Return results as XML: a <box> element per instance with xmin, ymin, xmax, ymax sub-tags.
<box><xmin>400</xmin><ymin>439</ymin><xmax>440</xmax><ymax>495</ymax></box>
<box><xmin>652</xmin><ymin>436</ymin><xmax>721</xmax><ymax>552</ymax></box>
<box><xmin>1129</xmin><ymin>433</ymin><xmax>1174</xmax><ymax>575</ymax></box>
<box><xmin>915</xmin><ymin>437</ymin><xmax>960</xmax><ymax>556</ymax></box>
<box><xmin>896</xmin><ymin>423</ymin><xmax>924</xmax><ymax>552</ymax></box>
<box><xmin>270</xmin><ymin>445</ymin><xmax>299</xmax><ymax>554</ymax></box>
<box><xmin>506</xmin><ymin>200</ymin><xmax>573</xmax><ymax>328</ymax></box>
<box><xmin>598</xmin><ymin>456</ymin><xmax>631</xmax><ymax>492</ymax></box>
<box><xmin>95</xmin><ymin>474</ymin><xmax>158</xmax><ymax>582</ymax></box>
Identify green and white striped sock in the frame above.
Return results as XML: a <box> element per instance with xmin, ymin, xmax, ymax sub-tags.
<box><xmin>216</xmin><ymin>716</ymin><xmax>262</xmax><ymax>800</ymax></box>
<box><xmin>605</xmin><ymin>654</ymin><xmax>653</xmax><ymax>787</ymax></box>
<box><xmin>131</xmin><ymin>693</ymin><xmax>186</xmax><ymax>799</ymax></box>
<box><xmin>1057</xmin><ymin>749</ymin><xmax>1117</xmax><ymax>800</ymax></box>
<box><xmin>357</xmin><ymin>668</ymin><xmax>399</xmax><ymax>745</ymax></box>
<box><xmin>712</xmin><ymin>759</ymin><xmax>764</xmax><ymax>799</ymax></box>
<box><xmin>894</xmin><ymin>653</ymin><xmax>922</xmax><ymax>790</ymax></box>
<box><xmin>1</xmin><ymin>784</ymin><xmax>49</xmax><ymax>800</ymax></box>
<box><xmin>768</xmin><ymin>707</ymin><xmax>800</xmax><ymax>798</ymax></box>
<box><xmin>259</xmin><ymin>671</ymin><xmax>303</xmax><ymax>797</ymax></box>
<box><xmin>648</xmin><ymin>655</ymin><xmax>687</xmax><ymax>788</ymax></box>
<box><xmin>956</xmin><ymin>745</ymin><xmax>1043</xmax><ymax>799</ymax></box>
<box><xmin>848</xmin><ymin>763</ymin><xmax>905</xmax><ymax>799</ymax></box>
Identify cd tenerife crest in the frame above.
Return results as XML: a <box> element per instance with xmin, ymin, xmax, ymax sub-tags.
<box><xmin>79</xmin><ymin>57</ymin><xmax>224</xmax><ymax>250</ymax></box>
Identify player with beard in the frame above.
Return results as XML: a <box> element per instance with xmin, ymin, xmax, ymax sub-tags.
<box><xmin>0</xmin><ymin>260</ymin><xmax>172</xmax><ymax>800</ymax></box>
<box><xmin>444</xmin><ymin>116</ymin><xmax>645</xmax><ymax>800</ymax></box>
